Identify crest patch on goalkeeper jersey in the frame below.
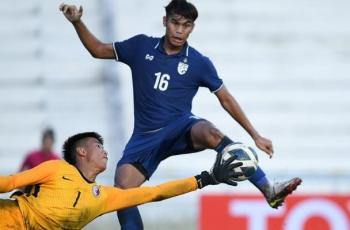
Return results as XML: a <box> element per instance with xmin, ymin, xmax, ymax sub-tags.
<box><xmin>92</xmin><ymin>185</ymin><xmax>101</xmax><ymax>197</ymax></box>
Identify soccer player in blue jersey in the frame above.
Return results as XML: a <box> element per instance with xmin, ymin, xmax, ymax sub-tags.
<box><xmin>60</xmin><ymin>1</ymin><xmax>302</xmax><ymax>229</ymax></box>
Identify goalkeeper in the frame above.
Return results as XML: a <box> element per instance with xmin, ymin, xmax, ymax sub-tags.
<box><xmin>0</xmin><ymin>132</ymin><xmax>242</xmax><ymax>230</ymax></box>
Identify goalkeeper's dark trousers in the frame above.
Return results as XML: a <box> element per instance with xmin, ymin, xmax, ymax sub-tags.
<box><xmin>118</xmin><ymin>207</ymin><xmax>143</xmax><ymax>230</ymax></box>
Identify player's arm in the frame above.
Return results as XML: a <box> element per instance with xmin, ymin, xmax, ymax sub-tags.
<box><xmin>59</xmin><ymin>4</ymin><xmax>115</xmax><ymax>59</ymax></box>
<box><xmin>103</xmin><ymin>177</ymin><xmax>198</xmax><ymax>213</ymax></box>
<box><xmin>0</xmin><ymin>160</ymin><xmax>58</xmax><ymax>193</ymax></box>
<box><xmin>215</xmin><ymin>86</ymin><xmax>274</xmax><ymax>157</ymax></box>
<box><xmin>103</xmin><ymin>156</ymin><xmax>243</xmax><ymax>213</ymax></box>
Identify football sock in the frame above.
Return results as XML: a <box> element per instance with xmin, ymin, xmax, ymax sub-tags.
<box><xmin>249</xmin><ymin>166</ymin><xmax>270</xmax><ymax>195</ymax></box>
<box><xmin>214</xmin><ymin>136</ymin><xmax>234</xmax><ymax>153</ymax></box>
<box><xmin>117</xmin><ymin>207</ymin><xmax>144</xmax><ymax>230</ymax></box>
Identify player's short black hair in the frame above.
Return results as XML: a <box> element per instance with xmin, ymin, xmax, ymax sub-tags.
<box><xmin>42</xmin><ymin>128</ymin><xmax>55</xmax><ymax>142</ymax></box>
<box><xmin>165</xmin><ymin>0</ymin><xmax>198</xmax><ymax>22</ymax></box>
<box><xmin>62</xmin><ymin>132</ymin><xmax>104</xmax><ymax>165</ymax></box>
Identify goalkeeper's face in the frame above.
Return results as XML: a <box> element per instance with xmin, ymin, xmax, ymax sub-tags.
<box><xmin>84</xmin><ymin>138</ymin><xmax>108</xmax><ymax>173</ymax></box>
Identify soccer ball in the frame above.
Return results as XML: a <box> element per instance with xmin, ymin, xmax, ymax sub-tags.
<box><xmin>221</xmin><ymin>142</ymin><xmax>259</xmax><ymax>181</ymax></box>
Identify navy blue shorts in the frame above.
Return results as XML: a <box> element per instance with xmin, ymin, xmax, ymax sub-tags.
<box><xmin>117</xmin><ymin>114</ymin><xmax>205</xmax><ymax>179</ymax></box>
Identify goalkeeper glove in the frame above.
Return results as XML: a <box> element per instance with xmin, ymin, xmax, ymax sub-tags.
<box><xmin>195</xmin><ymin>154</ymin><xmax>243</xmax><ymax>189</ymax></box>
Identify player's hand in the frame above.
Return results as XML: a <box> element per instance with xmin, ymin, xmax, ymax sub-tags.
<box><xmin>254</xmin><ymin>135</ymin><xmax>274</xmax><ymax>158</ymax></box>
<box><xmin>211</xmin><ymin>153</ymin><xmax>243</xmax><ymax>186</ymax></box>
<box><xmin>59</xmin><ymin>3</ymin><xmax>83</xmax><ymax>23</ymax></box>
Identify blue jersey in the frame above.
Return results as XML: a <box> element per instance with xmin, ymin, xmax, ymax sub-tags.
<box><xmin>113</xmin><ymin>34</ymin><xmax>223</xmax><ymax>133</ymax></box>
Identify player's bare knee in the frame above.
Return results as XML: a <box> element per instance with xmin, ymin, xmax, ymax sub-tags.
<box><xmin>115</xmin><ymin>178</ymin><xmax>133</xmax><ymax>189</ymax></box>
<box><xmin>200</xmin><ymin>122</ymin><xmax>223</xmax><ymax>144</ymax></box>
<box><xmin>114</xmin><ymin>164</ymin><xmax>146</xmax><ymax>188</ymax></box>
<box><xmin>192</xmin><ymin>121</ymin><xmax>224</xmax><ymax>148</ymax></box>
<box><xmin>115</xmin><ymin>174</ymin><xmax>141</xmax><ymax>189</ymax></box>
<box><xmin>206</xmin><ymin>126</ymin><xmax>224</xmax><ymax>148</ymax></box>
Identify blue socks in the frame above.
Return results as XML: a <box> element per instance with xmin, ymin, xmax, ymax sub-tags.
<box><xmin>117</xmin><ymin>207</ymin><xmax>144</xmax><ymax>230</ymax></box>
<box><xmin>214</xmin><ymin>136</ymin><xmax>234</xmax><ymax>153</ymax></box>
<box><xmin>248</xmin><ymin>166</ymin><xmax>270</xmax><ymax>193</ymax></box>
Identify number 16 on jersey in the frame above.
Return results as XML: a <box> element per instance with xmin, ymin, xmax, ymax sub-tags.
<box><xmin>154</xmin><ymin>72</ymin><xmax>170</xmax><ymax>91</ymax></box>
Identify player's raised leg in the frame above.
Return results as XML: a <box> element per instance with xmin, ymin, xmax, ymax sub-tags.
<box><xmin>190</xmin><ymin>120</ymin><xmax>302</xmax><ymax>209</ymax></box>
<box><xmin>115</xmin><ymin>164</ymin><xmax>146</xmax><ymax>230</ymax></box>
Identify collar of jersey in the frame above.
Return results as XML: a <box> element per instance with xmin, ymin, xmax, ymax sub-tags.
<box><xmin>155</xmin><ymin>36</ymin><xmax>189</xmax><ymax>57</ymax></box>
<box><xmin>76</xmin><ymin>167</ymin><xmax>95</xmax><ymax>184</ymax></box>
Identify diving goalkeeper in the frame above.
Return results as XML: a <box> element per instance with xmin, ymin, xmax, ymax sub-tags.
<box><xmin>0</xmin><ymin>132</ymin><xmax>242</xmax><ymax>229</ymax></box>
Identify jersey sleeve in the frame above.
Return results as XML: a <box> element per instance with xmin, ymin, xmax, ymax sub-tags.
<box><xmin>113</xmin><ymin>34</ymin><xmax>147</xmax><ymax>65</ymax></box>
<box><xmin>199</xmin><ymin>56</ymin><xmax>223</xmax><ymax>93</ymax></box>
<box><xmin>101</xmin><ymin>177</ymin><xmax>198</xmax><ymax>213</ymax></box>
<box><xmin>0</xmin><ymin>160</ymin><xmax>60</xmax><ymax>193</ymax></box>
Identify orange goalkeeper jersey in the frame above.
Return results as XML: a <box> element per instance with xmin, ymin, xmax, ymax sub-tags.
<box><xmin>0</xmin><ymin>160</ymin><xmax>198</xmax><ymax>229</ymax></box>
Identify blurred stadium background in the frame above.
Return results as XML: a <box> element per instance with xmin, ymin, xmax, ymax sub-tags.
<box><xmin>0</xmin><ymin>0</ymin><xmax>349</xmax><ymax>229</ymax></box>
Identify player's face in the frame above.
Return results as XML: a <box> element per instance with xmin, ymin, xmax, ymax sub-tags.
<box><xmin>42</xmin><ymin>136</ymin><xmax>54</xmax><ymax>152</ymax></box>
<box><xmin>85</xmin><ymin>138</ymin><xmax>108</xmax><ymax>172</ymax></box>
<box><xmin>163</xmin><ymin>14</ymin><xmax>194</xmax><ymax>48</ymax></box>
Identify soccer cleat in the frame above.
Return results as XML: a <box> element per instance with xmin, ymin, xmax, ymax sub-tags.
<box><xmin>265</xmin><ymin>177</ymin><xmax>302</xmax><ymax>209</ymax></box>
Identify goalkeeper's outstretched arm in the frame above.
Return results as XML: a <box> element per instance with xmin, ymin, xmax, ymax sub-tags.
<box><xmin>103</xmin><ymin>155</ymin><xmax>243</xmax><ymax>213</ymax></box>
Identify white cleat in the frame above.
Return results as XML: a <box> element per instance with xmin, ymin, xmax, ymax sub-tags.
<box><xmin>265</xmin><ymin>177</ymin><xmax>302</xmax><ymax>209</ymax></box>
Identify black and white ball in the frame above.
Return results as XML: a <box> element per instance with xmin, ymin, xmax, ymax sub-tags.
<box><xmin>221</xmin><ymin>142</ymin><xmax>259</xmax><ymax>181</ymax></box>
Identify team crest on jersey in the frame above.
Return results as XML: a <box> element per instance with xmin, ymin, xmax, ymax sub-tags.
<box><xmin>177</xmin><ymin>58</ymin><xmax>189</xmax><ymax>75</ymax></box>
<box><xmin>92</xmin><ymin>185</ymin><xmax>101</xmax><ymax>198</ymax></box>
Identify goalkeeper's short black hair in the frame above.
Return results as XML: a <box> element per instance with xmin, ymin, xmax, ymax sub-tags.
<box><xmin>62</xmin><ymin>132</ymin><xmax>104</xmax><ymax>165</ymax></box>
<box><xmin>165</xmin><ymin>0</ymin><xmax>198</xmax><ymax>22</ymax></box>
